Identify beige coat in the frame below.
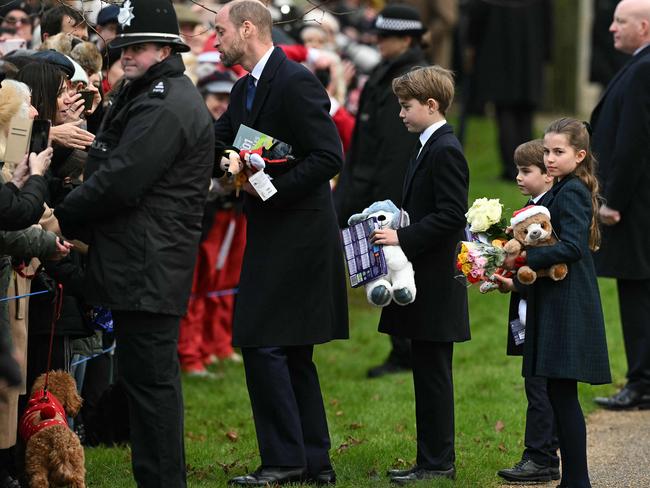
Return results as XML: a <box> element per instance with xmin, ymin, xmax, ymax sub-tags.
<box><xmin>0</xmin><ymin>258</ymin><xmax>38</xmax><ymax>448</ymax></box>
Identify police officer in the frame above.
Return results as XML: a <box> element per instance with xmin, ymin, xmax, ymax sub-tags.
<box><xmin>55</xmin><ymin>1</ymin><xmax>214</xmax><ymax>486</ymax></box>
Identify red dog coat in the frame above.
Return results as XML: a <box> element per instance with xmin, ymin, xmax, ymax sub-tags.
<box><xmin>19</xmin><ymin>389</ymin><xmax>68</xmax><ymax>441</ymax></box>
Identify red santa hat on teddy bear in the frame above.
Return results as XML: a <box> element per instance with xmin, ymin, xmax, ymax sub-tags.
<box><xmin>510</xmin><ymin>205</ymin><xmax>550</xmax><ymax>227</ymax></box>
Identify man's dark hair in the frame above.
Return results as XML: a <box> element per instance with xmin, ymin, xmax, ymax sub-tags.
<box><xmin>40</xmin><ymin>5</ymin><xmax>84</xmax><ymax>41</ymax></box>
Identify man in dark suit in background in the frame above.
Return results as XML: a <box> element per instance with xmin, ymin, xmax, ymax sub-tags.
<box><xmin>591</xmin><ymin>0</ymin><xmax>650</xmax><ymax>410</ymax></box>
<box><xmin>464</xmin><ymin>0</ymin><xmax>551</xmax><ymax>181</ymax></box>
<box><xmin>213</xmin><ymin>1</ymin><xmax>348</xmax><ymax>485</ymax></box>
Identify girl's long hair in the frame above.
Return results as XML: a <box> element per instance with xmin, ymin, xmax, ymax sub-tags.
<box><xmin>545</xmin><ymin>117</ymin><xmax>601</xmax><ymax>251</ymax></box>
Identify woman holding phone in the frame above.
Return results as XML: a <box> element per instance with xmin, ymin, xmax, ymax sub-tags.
<box><xmin>16</xmin><ymin>62</ymin><xmax>95</xmax><ymax>150</ymax></box>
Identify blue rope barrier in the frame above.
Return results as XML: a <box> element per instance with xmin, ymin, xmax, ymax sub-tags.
<box><xmin>0</xmin><ymin>289</ymin><xmax>50</xmax><ymax>302</ymax></box>
<box><xmin>191</xmin><ymin>287</ymin><xmax>239</xmax><ymax>299</ymax></box>
<box><xmin>205</xmin><ymin>287</ymin><xmax>238</xmax><ymax>298</ymax></box>
<box><xmin>69</xmin><ymin>344</ymin><xmax>116</xmax><ymax>367</ymax></box>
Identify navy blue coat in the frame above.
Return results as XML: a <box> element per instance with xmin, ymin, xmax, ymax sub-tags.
<box><xmin>518</xmin><ymin>176</ymin><xmax>611</xmax><ymax>384</ymax></box>
<box><xmin>214</xmin><ymin>48</ymin><xmax>349</xmax><ymax>347</ymax></box>
<box><xmin>591</xmin><ymin>45</ymin><xmax>650</xmax><ymax>279</ymax></box>
<box><xmin>379</xmin><ymin>124</ymin><xmax>470</xmax><ymax>342</ymax></box>
<box><xmin>505</xmin><ymin>191</ymin><xmax>554</xmax><ymax>357</ymax></box>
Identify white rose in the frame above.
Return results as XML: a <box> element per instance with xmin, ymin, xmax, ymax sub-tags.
<box><xmin>482</xmin><ymin>199</ymin><xmax>503</xmax><ymax>224</ymax></box>
<box><xmin>465</xmin><ymin>198</ymin><xmax>487</xmax><ymax>222</ymax></box>
<box><xmin>469</xmin><ymin>213</ymin><xmax>490</xmax><ymax>232</ymax></box>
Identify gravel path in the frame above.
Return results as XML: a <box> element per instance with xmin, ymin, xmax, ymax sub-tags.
<box><xmin>500</xmin><ymin>408</ymin><xmax>650</xmax><ymax>488</ymax></box>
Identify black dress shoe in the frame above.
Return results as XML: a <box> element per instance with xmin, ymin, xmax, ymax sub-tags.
<box><xmin>390</xmin><ymin>467</ymin><xmax>455</xmax><ymax>484</ymax></box>
<box><xmin>307</xmin><ymin>468</ymin><xmax>336</xmax><ymax>485</ymax></box>
<box><xmin>497</xmin><ymin>459</ymin><xmax>560</xmax><ymax>482</ymax></box>
<box><xmin>367</xmin><ymin>361</ymin><xmax>411</xmax><ymax>378</ymax></box>
<box><xmin>228</xmin><ymin>467</ymin><xmax>307</xmax><ymax>486</ymax></box>
<box><xmin>593</xmin><ymin>386</ymin><xmax>650</xmax><ymax>410</ymax></box>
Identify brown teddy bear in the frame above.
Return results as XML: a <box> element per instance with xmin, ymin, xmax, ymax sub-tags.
<box><xmin>503</xmin><ymin>205</ymin><xmax>568</xmax><ymax>285</ymax></box>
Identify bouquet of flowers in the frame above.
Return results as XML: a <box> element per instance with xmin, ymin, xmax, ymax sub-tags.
<box><xmin>455</xmin><ymin>240</ymin><xmax>507</xmax><ymax>289</ymax></box>
<box><xmin>465</xmin><ymin>198</ymin><xmax>509</xmax><ymax>243</ymax></box>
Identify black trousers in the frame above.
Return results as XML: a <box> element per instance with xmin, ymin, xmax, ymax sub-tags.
<box><xmin>494</xmin><ymin>103</ymin><xmax>534</xmax><ymax>180</ymax></box>
<box><xmin>617</xmin><ymin>279</ymin><xmax>650</xmax><ymax>392</ymax></box>
<box><xmin>113</xmin><ymin>311</ymin><xmax>186</xmax><ymax>488</ymax></box>
<box><xmin>546</xmin><ymin>379</ymin><xmax>591</xmax><ymax>488</ymax></box>
<box><xmin>411</xmin><ymin>340</ymin><xmax>455</xmax><ymax>470</ymax></box>
<box><xmin>522</xmin><ymin>376</ymin><xmax>559</xmax><ymax>467</ymax></box>
<box><xmin>241</xmin><ymin>346</ymin><xmax>331</xmax><ymax>475</ymax></box>
<box><xmin>387</xmin><ymin>335</ymin><xmax>412</xmax><ymax>367</ymax></box>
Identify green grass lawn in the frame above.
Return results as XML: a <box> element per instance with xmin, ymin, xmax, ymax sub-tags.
<box><xmin>84</xmin><ymin>116</ymin><xmax>626</xmax><ymax>487</ymax></box>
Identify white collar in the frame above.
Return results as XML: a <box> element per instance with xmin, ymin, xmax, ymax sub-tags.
<box><xmin>531</xmin><ymin>190</ymin><xmax>548</xmax><ymax>204</ymax></box>
<box><xmin>250</xmin><ymin>46</ymin><xmax>275</xmax><ymax>84</ymax></box>
<box><xmin>633</xmin><ymin>43</ymin><xmax>650</xmax><ymax>56</ymax></box>
<box><xmin>418</xmin><ymin>119</ymin><xmax>447</xmax><ymax>151</ymax></box>
<box><xmin>328</xmin><ymin>96</ymin><xmax>340</xmax><ymax>116</ymax></box>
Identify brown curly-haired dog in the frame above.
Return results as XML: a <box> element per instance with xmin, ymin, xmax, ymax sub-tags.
<box><xmin>19</xmin><ymin>371</ymin><xmax>86</xmax><ymax>488</ymax></box>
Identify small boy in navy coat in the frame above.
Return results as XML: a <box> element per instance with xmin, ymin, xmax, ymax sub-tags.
<box><xmin>497</xmin><ymin>140</ymin><xmax>560</xmax><ymax>483</ymax></box>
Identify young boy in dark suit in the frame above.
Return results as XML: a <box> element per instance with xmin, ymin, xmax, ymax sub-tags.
<box><xmin>497</xmin><ymin>140</ymin><xmax>560</xmax><ymax>483</ymax></box>
<box><xmin>372</xmin><ymin>66</ymin><xmax>470</xmax><ymax>483</ymax></box>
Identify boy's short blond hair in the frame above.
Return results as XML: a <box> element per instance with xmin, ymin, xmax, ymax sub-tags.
<box><xmin>391</xmin><ymin>65</ymin><xmax>455</xmax><ymax>115</ymax></box>
<box><xmin>514</xmin><ymin>139</ymin><xmax>546</xmax><ymax>173</ymax></box>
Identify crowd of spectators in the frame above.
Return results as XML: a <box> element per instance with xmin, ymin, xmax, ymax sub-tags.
<box><xmin>0</xmin><ymin>1</ymin><xmax>627</xmax><ymax>487</ymax></box>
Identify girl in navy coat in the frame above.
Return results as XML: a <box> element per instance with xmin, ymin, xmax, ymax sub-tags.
<box><xmin>497</xmin><ymin>118</ymin><xmax>610</xmax><ymax>488</ymax></box>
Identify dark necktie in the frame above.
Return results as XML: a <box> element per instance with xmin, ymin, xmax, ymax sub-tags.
<box><xmin>412</xmin><ymin>140</ymin><xmax>422</xmax><ymax>162</ymax></box>
<box><xmin>404</xmin><ymin>140</ymin><xmax>422</xmax><ymax>189</ymax></box>
<box><xmin>246</xmin><ymin>75</ymin><xmax>256</xmax><ymax>112</ymax></box>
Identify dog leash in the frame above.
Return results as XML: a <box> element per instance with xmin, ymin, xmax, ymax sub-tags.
<box><xmin>42</xmin><ymin>283</ymin><xmax>64</xmax><ymax>399</ymax></box>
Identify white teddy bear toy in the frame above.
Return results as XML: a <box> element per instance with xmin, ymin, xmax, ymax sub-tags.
<box><xmin>348</xmin><ymin>200</ymin><xmax>416</xmax><ymax>307</ymax></box>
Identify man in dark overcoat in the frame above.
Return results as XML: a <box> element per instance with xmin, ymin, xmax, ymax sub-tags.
<box><xmin>212</xmin><ymin>1</ymin><xmax>348</xmax><ymax>485</ymax></box>
<box><xmin>465</xmin><ymin>0</ymin><xmax>551</xmax><ymax>180</ymax></box>
<box><xmin>54</xmin><ymin>1</ymin><xmax>215</xmax><ymax>486</ymax></box>
<box><xmin>591</xmin><ymin>0</ymin><xmax>650</xmax><ymax>410</ymax></box>
<box><xmin>333</xmin><ymin>4</ymin><xmax>428</xmax><ymax>379</ymax></box>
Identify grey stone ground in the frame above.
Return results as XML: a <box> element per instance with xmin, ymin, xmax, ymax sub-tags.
<box><xmin>501</xmin><ymin>409</ymin><xmax>650</xmax><ymax>488</ymax></box>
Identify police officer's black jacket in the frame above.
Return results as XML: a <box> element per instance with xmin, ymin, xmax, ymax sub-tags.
<box><xmin>55</xmin><ymin>54</ymin><xmax>215</xmax><ymax>316</ymax></box>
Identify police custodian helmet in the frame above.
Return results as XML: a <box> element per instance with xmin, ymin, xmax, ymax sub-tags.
<box><xmin>109</xmin><ymin>0</ymin><xmax>190</xmax><ymax>52</ymax></box>
<box><xmin>372</xmin><ymin>4</ymin><xmax>426</xmax><ymax>38</ymax></box>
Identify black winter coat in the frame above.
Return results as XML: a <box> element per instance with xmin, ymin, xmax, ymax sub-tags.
<box><xmin>214</xmin><ymin>48</ymin><xmax>349</xmax><ymax>347</ymax></box>
<box><xmin>591</xmin><ymin>45</ymin><xmax>650</xmax><ymax>279</ymax></box>
<box><xmin>333</xmin><ymin>47</ymin><xmax>427</xmax><ymax>227</ymax></box>
<box><xmin>465</xmin><ymin>0</ymin><xmax>551</xmax><ymax>109</ymax></box>
<box><xmin>0</xmin><ymin>176</ymin><xmax>47</xmax><ymax>230</ymax></box>
<box><xmin>55</xmin><ymin>54</ymin><xmax>215</xmax><ymax>316</ymax></box>
<box><xmin>29</xmin><ymin>252</ymin><xmax>92</xmax><ymax>338</ymax></box>
<box><xmin>379</xmin><ymin>124</ymin><xmax>470</xmax><ymax>342</ymax></box>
